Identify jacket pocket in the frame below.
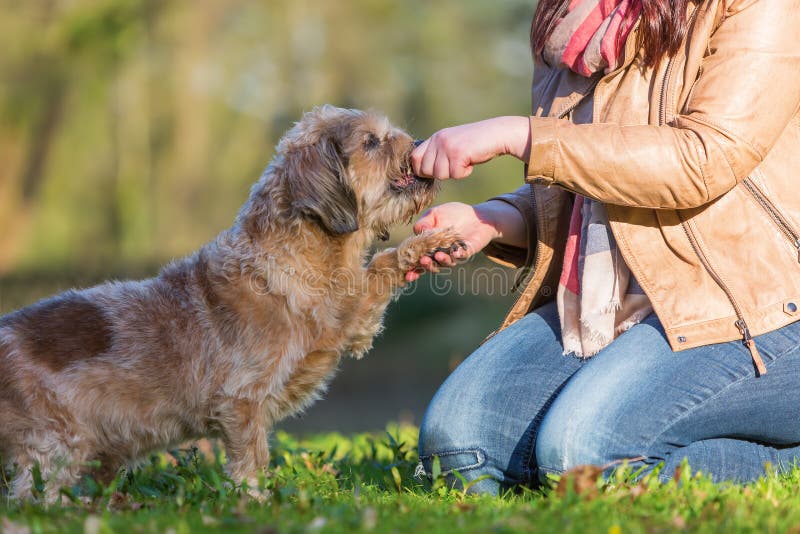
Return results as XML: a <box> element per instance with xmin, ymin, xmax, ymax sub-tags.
<box><xmin>741</xmin><ymin>169</ymin><xmax>800</xmax><ymax>263</ymax></box>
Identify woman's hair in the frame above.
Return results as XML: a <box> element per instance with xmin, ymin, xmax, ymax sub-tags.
<box><xmin>530</xmin><ymin>0</ymin><xmax>694</xmax><ymax>68</ymax></box>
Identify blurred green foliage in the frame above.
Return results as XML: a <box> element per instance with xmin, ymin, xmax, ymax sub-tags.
<box><xmin>0</xmin><ymin>0</ymin><xmax>535</xmax><ymax>273</ymax></box>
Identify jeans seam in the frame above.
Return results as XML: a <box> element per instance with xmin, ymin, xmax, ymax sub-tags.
<box><xmin>419</xmin><ymin>447</ymin><xmax>487</xmax><ymax>475</ymax></box>
<box><xmin>521</xmin><ymin>391</ymin><xmax>561</xmax><ymax>483</ymax></box>
<box><xmin>767</xmin><ymin>332</ymin><xmax>800</xmax><ymax>360</ymax></box>
<box><xmin>523</xmin><ymin>362</ymin><xmax>587</xmax><ymax>483</ymax></box>
<box><xmin>537</xmin><ymin>464</ymin><xmax>562</xmax><ymax>477</ymax></box>
<box><xmin>520</xmin><ymin>419</ymin><xmax>540</xmax><ymax>484</ymax></box>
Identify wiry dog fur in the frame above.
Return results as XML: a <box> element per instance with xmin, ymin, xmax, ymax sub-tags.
<box><xmin>0</xmin><ymin>106</ymin><xmax>464</xmax><ymax>501</ymax></box>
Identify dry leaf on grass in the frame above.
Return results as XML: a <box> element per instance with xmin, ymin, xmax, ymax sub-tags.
<box><xmin>556</xmin><ymin>465</ymin><xmax>605</xmax><ymax>498</ymax></box>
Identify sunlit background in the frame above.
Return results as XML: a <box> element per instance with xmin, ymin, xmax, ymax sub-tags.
<box><xmin>0</xmin><ymin>0</ymin><xmax>537</xmax><ymax>434</ymax></box>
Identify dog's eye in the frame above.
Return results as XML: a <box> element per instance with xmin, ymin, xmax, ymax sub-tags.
<box><xmin>363</xmin><ymin>133</ymin><xmax>380</xmax><ymax>150</ymax></box>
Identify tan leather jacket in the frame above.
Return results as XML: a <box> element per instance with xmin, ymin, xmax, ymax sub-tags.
<box><xmin>484</xmin><ymin>0</ymin><xmax>800</xmax><ymax>372</ymax></box>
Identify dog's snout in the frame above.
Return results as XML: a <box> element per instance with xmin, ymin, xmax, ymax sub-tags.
<box><xmin>413</xmin><ymin>139</ymin><xmax>425</xmax><ymax>148</ymax></box>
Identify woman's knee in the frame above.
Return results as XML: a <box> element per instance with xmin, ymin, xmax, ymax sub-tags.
<box><xmin>417</xmin><ymin>303</ymin><xmax>571</xmax><ymax>492</ymax></box>
<box><xmin>417</xmin><ymin>395</ymin><xmax>500</xmax><ymax>493</ymax></box>
<box><xmin>417</xmin><ymin>383</ymin><xmax>491</xmax><ymax>477</ymax></box>
<box><xmin>534</xmin><ymin>389</ymin><xmax>644</xmax><ymax>478</ymax></box>
<box><xmin>534</xmin><ymin>321</ymin><xmax>675</xmax><ymax>478</ymax></box>
<box><xmin>416</xmin><ymin>345</ymin><xmax>522</xmax><ymax>494</ymax></box>
<box><xmin>534</xmin><ymin>410</ymin><xmax>604</xmax><ymax>478</ymax></box>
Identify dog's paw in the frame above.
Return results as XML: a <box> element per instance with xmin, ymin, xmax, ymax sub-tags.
<box><xmin>397</xmin><ymin>228</ymin><xmax>467</xmax><ymax>273</ymax></box>
<box><xmin>245</xmin><ymin>485</ymin><xmax>271</xmax><ymax>503</ymax></box>
<box><xmin>233</xmin><ymin>476</ymin><xmax>272</xmax><ymax>503</ymax></box>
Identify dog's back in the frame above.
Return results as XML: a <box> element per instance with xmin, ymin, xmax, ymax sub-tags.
<box><xmin>0</xmin><ymin>290</ymin><xmax>114</xmax><ymax>374</ymax></box>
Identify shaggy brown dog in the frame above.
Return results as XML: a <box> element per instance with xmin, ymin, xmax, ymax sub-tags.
<box><xmin>0</xmin><ymin>105</ymin><xmax>464</xmax><ymax>501</ymax></box>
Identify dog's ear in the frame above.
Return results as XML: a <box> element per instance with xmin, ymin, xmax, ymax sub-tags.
<box><xmin>286</xmin><ymin>136</ymin><xmax>359</xmax><ymax>236</ymax></box>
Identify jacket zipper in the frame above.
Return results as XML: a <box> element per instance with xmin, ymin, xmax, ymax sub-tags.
<box><xmin>659</xmin><ymin>4</ymin><xmax>765</xmax><ymax>375</ymax></box>
<box><xmin>680</xmin><ymin>221</ymin><xmax>767</xmax><ymax>375</ymax></box>
<box><xmin>555</xmin><ymin>77</ymin><xmax>601</xmax><ymax>120</ymax></box>
<box><xmin>742</xmin><ymin>177</ymin><xmax>800</xmax><ymax>263</ymax></box>
<box><xmin>659</xmin><ymin>5</ymin><xmax>699</xmax><ymax>124</ymax></box>
<box><xmin>658</xmin><ymin>49</ymin><xmax>676</xmax><ymax>126</ymax></box>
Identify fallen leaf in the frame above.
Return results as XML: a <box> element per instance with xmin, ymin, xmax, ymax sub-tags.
<box><xmin>106</xmin><ymin>491</ymin><xmax>128</xmax><ymax>511</ymax></box>
<box><xmin>629</xmin><ymin>483</ymin><xmax>646</xmax><ymax>498</ymax></box>
<box><xmin>556</xmin><ymin>465</ymin><xmax>605</xmax><ymax>498</ymax></box>
<box><xmin>673</xmin><ymin>465</ymin><xmax>683</xmax><ymax>481</ymax></box>
<box><xmin>201</xmin><ymin>515</ymin><xmax>220</xmax><ymax>527</ymax></box>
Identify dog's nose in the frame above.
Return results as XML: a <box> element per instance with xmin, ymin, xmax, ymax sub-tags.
<box><xmin>413</xmin><ymin>139</ymin><xmax>425</xmax><ymax>147</ymax></box>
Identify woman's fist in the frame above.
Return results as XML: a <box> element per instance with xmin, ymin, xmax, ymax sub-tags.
<box><xmin>410</xmin><ymin>116</ymin><xmax>531</xmax><ymax>180</ymax></box>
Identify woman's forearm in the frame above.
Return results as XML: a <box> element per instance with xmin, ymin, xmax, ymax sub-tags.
<box><xmin>475</xmin><ymin>199</ymin><xmax>528</xmax><ymax>249</ymax></box>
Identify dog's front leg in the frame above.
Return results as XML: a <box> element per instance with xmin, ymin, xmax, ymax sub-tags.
<box><xmin>367</xmin><ymin>228</ymin><xmax>466</xmax><ymax>292</ymax></box>
<box><xmin>213</xmin><ymin>397</ymin><xmax>271</xmax><ymax>498</ymax></box>
<box><xmin>274</xmin><ymin>350</ymin><xmax>341</xmax><ymax>420</ymax></box>
<box><xmin>347</xmin><ymin>228</ymin><xmax>466</xmax><ymax>356</ymax></box>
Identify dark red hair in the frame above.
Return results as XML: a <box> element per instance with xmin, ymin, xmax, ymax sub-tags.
<box><xmin>530</xmin><ymin>0</ymin><xmax>694</xmax><ymax>68</ymax></box>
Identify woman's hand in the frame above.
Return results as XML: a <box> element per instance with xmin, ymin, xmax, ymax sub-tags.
<box><xmin>405</xmin><ymin>200</ymin><xmax>526</xmax><ymax>282</ymax></box>
<box><xmin>410</xmin><ymin>116</ymin><xmax>531</xmax><ymax>180</ymax></box>
<box><xmin>406</xmin><ymin>202</ymin><xmax>496</xmax><ymax>282</ymax></box>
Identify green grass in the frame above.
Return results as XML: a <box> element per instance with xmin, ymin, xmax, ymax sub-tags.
<box><xmin>3</xmin><ymin>426</ymin><xmax>800</xmax><ymax>533</ymax></box>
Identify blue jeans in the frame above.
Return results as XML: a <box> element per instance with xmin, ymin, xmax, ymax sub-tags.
<box><xmin>418</xmin><ymin>300</ymin><xmax>800</xmax><ymax>495</ymax></box>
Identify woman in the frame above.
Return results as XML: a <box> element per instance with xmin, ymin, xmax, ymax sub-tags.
<box><xmin>410</xmin><ymin>0</ymin><xmax>800</xmax><ymax>495</ymax></box>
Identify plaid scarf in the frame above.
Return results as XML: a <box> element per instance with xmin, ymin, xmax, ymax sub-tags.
<box><xmin>543</xmin><ymin>0</ymin><xmax>642</xmax><ymax>76</ymax></box>
<box><xmin>545</xmin><ymin>0</ymin><xmax>652</xmax><ymax>357</ymax></box>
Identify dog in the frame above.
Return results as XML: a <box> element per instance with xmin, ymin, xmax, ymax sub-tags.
<box><xmin>0</xmin><ymin>105</ymin><xmax>465</xmax><ymax>501</ymax></box>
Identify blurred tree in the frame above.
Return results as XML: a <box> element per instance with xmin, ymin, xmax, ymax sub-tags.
<box><xmin>0</xmin><ymin>0</ymin><xmax>535</xmax><ymax>275</ymax></box>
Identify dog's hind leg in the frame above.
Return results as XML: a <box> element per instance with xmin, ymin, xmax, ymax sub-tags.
<box><xmin>8</xmin><ymin>437</ymin><xmax>86</xmax><ymax>504</ymax></box>
<box><xmin>0</xmin><ymin>406</ymin><xmax>81</xmax><ymax>503</ymax></box>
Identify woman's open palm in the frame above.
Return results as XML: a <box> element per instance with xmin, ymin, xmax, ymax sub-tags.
<box><xmin>406</xmin><ymin>202</ymin><xmax>499</xmax><ymax>282</ymax></box>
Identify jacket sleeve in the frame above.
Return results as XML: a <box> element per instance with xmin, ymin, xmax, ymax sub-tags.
<box><xmin>525</xmin><ymin>0</ymin><xmax>800</xmax><ymax>210</ymax></box>
<box><xmin>482</xmin><ymin>184</ymin><xmax>538</xmax><ymax>269</ymax></box>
